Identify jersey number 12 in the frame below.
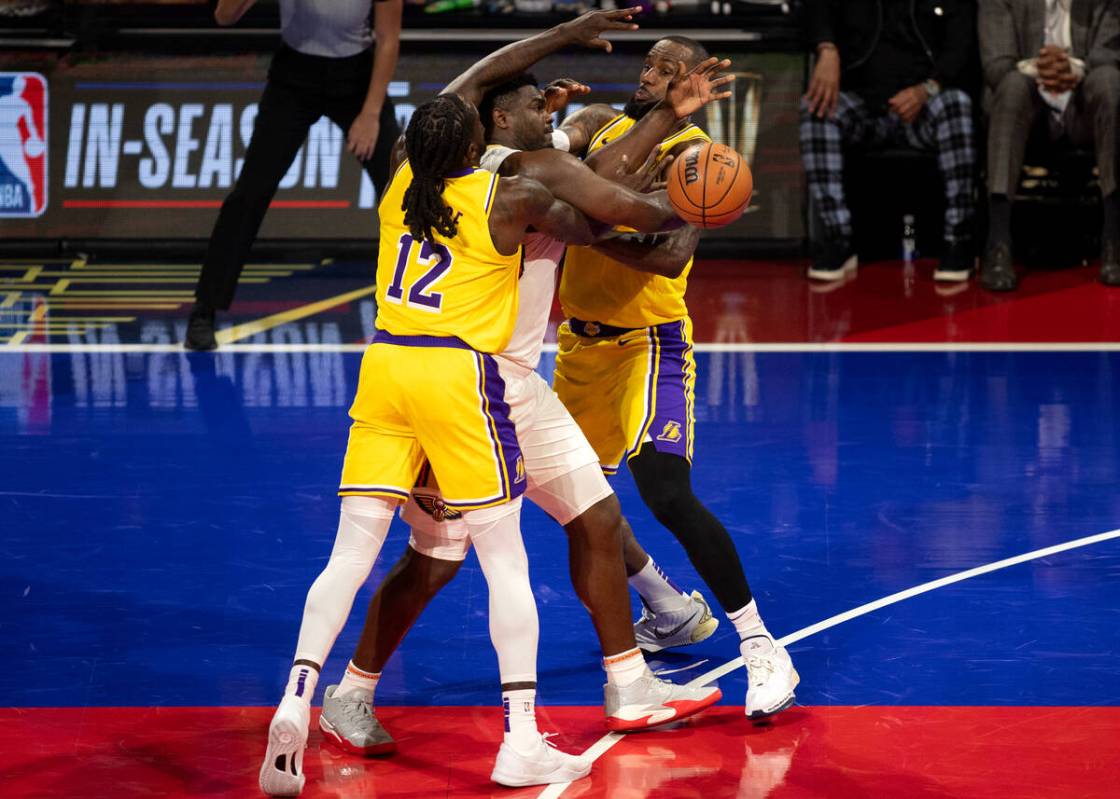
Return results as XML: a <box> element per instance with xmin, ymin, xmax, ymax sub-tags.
<box><xmin>385</xmin><ymin>233</ymin><xmax>453</xmax><ymax>312</ymax></box>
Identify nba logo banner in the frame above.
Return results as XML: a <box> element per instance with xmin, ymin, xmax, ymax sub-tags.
<box><xmin>0</xmin><ymin>72</ymin><xmax>48</xmax><ymax>218</ymax></box>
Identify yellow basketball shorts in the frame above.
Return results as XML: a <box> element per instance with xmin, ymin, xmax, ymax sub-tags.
<box><xmin>554</xmin><ymin>317</ymin><xmax>696</xmax><ymax>475</ymax></box>
<box><xmin>339</xmin><ymin>332</ymin><xmax>526</xmax><ymax>511</ymax></box>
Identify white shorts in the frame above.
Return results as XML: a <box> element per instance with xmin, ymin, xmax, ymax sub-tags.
<box><xmin>403</xmin><ymin>358</ymin><xmax>612</xmax><ymax>561</ymax></box>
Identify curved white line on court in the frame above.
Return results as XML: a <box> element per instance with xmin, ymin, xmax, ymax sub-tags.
<box><xmin>5</xmin><ymin>342</ymin><xmax>1120</xmax><ymax>353</ymax></box>
<box><xmin>536</xmin><ymin>526</ymin><xmax>1120</xmax><ymax>799</ymax></box>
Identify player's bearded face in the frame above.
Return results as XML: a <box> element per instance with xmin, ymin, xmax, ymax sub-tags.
<box><xmin>627</xmin><ymin>44</ymin><xmax>692</xmax><ymax>120</ymax></box>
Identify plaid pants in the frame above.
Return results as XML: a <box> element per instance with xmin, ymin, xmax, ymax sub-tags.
<box><xmin>800</xmin><ymin>89</ymin><xmax>976</xmax><ymax>244</ymax></box>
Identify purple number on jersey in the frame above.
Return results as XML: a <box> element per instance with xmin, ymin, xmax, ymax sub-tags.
<box><xmin>384</xmin><ymin>233</ymin><xmax>453</xmax><ymax>311</ymax></box>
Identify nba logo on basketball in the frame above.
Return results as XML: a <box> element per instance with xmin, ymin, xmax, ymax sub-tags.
<box><xmin>0</xmin><ymin>72</ymin><xmax>48</xmax><ymax>218</ymax></box>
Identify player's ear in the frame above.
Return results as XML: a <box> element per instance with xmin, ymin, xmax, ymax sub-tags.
<box><xmin>466</xmin><ymin>138</ymin><xmax>482</xmax><ymax>165</ymax></box>
<box><xmin>492</xmin><ymin>107</ymin><xmax>510</xmax><ymax>131</ymax></box>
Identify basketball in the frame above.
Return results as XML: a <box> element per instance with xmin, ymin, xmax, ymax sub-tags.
<box><xmin>667</xmin><ymin>141</ymin><xmax>753</xmax><ymax>229</ymax></box>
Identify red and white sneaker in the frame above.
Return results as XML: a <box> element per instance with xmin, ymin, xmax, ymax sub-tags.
<box><xmin>604</xmin><ymin>674</ymin><xmax>721</xmax><ymax>732</ymax></box>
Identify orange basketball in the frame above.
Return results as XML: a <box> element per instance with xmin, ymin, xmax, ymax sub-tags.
<box><xmin>667</xmin><ymin>141</ymin><xmax>752</xmax><ymax>229</ymax></box>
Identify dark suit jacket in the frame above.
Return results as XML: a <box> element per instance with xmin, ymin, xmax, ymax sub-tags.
<box><xmin>804</xmin><ymin>0</ymin><xmax>977</xmax><ymax>91</ymax></box>
<box><xmin>978</xmin><ymin>0</ymin><xmax>1120</xmax><ymax>91</ymax></box>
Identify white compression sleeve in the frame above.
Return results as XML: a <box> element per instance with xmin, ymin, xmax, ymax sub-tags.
<box><xmin>465</xmin><ymin>498</ymin><xmax>538</xmax><ymax>685</ymax></box>
<box><xmin>293</xmin><ymin>496</ymin><xmax>395</xmax><ymax>666</ymax></box>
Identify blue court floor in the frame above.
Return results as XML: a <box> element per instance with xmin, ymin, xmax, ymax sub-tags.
<box><xmin>4</xmin><ymin>345</ymin><xmax>1119</xmax><ymax>717</ymax></box>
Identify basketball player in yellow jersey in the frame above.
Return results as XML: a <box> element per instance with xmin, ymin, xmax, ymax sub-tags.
<box><xmin>259</xmin><ymin>93</ymin><xmax>605</xmax><ymax>796</ymax></box>
<box><xmin>553</xmin><ymin>35</ymin><xmax>801</xmax><ymax>721</ymax></box>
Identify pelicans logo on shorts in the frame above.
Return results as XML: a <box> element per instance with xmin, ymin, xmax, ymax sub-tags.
<box><xmin>0</xmin><ymin>73</ymin><xmax>48</xmax><ymax>218</ymax></box>
<box><xmin>414</xmin><ymin>492</ymin><xmax>463</xmax><ymax>522</ymax></box>
<box><xmin>656</xmin><ymin>421</ymin><xmax>683</xmax><ymax>444</ymax></box>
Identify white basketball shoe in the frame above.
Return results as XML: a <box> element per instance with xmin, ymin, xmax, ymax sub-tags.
<box><xmin>742</xmin><ymin>635</ymin><xmax>799</xmax><ymax>719</ymax></box>
<box><xmin>259</xmin><ymin>695</ymin><xmax>310</xmax><ymax>796</ymax></box>
<box><xmin>490</xmin><ymin>732</ymin><xmax>593</xmax><ymax>787</ymax></box>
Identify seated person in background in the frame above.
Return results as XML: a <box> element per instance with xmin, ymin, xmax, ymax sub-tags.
<box><xmin>979</xmin><ymin>0</ymin><xmax>1120</xmax><ymax>290</ymax></box>
<box><xmin>801</xmin><ymin>0</ymin><xmax>978</xmax><ymax>283</ymax></box>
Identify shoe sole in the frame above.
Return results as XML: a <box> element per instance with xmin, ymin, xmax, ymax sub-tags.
<box><xmin>259</xmin><ymin>717</ymin><xmax>307</xmax><ymax>797</ymax></box>
<box><xmin>490</xmin><ymin>761</ymin><xmax>592</xmax><ymax>787</ymax></box>
<box><xmin>933</xmin><ymin>269</ymin><xmax>971</xmax><ymax>282</ymax></box>
<box><xmin>606</xmin><ymin>687</ymin><xmax>723</xmax><ymax>732</ymax></box>
<box><xmin>745</xmin><ymin>668</ymin><xmax>800</xmax><ymax>720</ymax></box>
<box><xmin>319</xmin><ymin>717</ymin><xmax>396</xmax><ymax>756</ymax></box>
<box><xmin>807</xmin><ymin>254</ymin><xmax>857</xmax><ymax>282</ymax></box>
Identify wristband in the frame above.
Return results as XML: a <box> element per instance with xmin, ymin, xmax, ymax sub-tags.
<box><xmin>551</xmin><ymin>129</ymin><xmax>571</xmax><ymax>152</ymax></box>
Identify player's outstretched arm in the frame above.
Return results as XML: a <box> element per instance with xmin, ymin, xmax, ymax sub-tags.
<box><xmin>214</xmin><ymin>0</ymin><xmax>258</xmax><ymax>26</ymax></box>
<box><xmin>489</xmin><ymin>176</ymin><xmax>601</xmax><ymax>254</ymax></box>
<box><xmin>584</xmin><ymin>57</ymin><xmax>733</xmax><ymax>177</ymax></box>
<box><xmin>442</xmin><ymin>8</ymin><xmax>642</xmax><ymax>106</ymax></box>
<box><xmin>511</xmin><ymin>149</ymin><xmax>682</xmax><ymax>234</ymax></box>
<box><xmin>591</xmin><ymin>226</ymin><xmax>701</xmax><ymax>279</ymax></box>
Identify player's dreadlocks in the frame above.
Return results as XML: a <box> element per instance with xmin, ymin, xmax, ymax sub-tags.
<box><xmin>402</xmin><ymin>94</ymin><xmax>475</xmax><ymax>243</ymax></box>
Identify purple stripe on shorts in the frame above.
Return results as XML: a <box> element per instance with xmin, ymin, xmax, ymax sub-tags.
<box><xmin>478</xmin><ymin>353</ymin><xmax>526</xmax><ymax>501</ymax></box>
<box><xmin>647</xmin><ymin>320</ymin><xmax>692</xmax><ymax>461</ymax></box>
<box><xmin>372</xmin><ymin>330</ymin><xmax>471</xmax><ymax>349</ymax></box>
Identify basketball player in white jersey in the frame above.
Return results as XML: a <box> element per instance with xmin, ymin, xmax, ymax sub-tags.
<box><xmin>316</xmin><ymin>35</ymin><xmax>738</xmax><ymax>775</ymax></box>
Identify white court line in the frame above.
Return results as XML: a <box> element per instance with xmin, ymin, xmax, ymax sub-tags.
<box><xmin>536</xmin><ymin>526</ymin><xmax>1120</xmax><ymax>799</ymax></box>
<box><xmin>5</xmin><ymin>341</ymin><xmax>1120</xmax><ymax>354</ymax></box>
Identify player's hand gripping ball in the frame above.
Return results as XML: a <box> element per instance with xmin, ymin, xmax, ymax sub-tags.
<box><xmin>667</xmin><ymin>141</ymin><xmax>752</xmax><ymax>228</ymax></box>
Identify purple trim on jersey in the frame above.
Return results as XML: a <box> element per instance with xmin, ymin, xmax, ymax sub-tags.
<box><xmin>644</xmin><ymin>320</ymin><xmax>692</xmax><ymax>462</ymax></box>
<box><xmin>477</xmin><ymin>353</ymin><xmax>525</xmax><ymax>503</ymax></box>
<box><xmin>372</xmin><ymin>330</ymin><xmax>471</xmax><ymax>349</ymax></box>
<box><xmin>444</xmin><ymin>167</ymin><xmax>475</xmax><ymax>178</ymax></box>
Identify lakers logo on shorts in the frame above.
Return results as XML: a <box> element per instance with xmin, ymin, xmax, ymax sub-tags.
<box><xmin>656</xmin><ymin>421</ymin><xmax>683</xmax><ymax>444</ymax></box>
<box><xmin>514</xmin><ymin>455</ymin><xmax>526</xmax><ymax>484</ymax></box>
<box><xmin>414</xmin><ymin>492</ymin><xmax>463</xmax><ymax>522</ymax></box>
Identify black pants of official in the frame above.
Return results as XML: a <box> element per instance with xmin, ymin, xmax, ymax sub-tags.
<box><xmin>195</xmin><ymin>45</ymin><xmax>400</xmax><ymax>311</ymax></box>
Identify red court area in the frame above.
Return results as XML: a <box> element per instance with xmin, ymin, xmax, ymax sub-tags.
<box><xmin>4</xmin><ymin>706</ymin><xmax>1118</xmax><ymax>798</ymax></box>
<box><xmin>682</xmin><ymin>260</ymin><xmax>1120</xmax><ymax>343</ymax></box>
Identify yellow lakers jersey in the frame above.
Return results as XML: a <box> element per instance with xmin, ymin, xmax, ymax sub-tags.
<box><xmin>375</xmin><ymin>160</ymin><xmax>522</xmax><ymax>353</ymax></box>
<box><xmin>560</xmin><ymin>114</ymin><xmax>710</xmax><ymax>329</ymax></box>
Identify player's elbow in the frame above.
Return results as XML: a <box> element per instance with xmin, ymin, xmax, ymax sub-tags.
<box><xmin>214</xmin><ymin>9</ymin><xmax>238</xmax><ymax>25</ymax></box>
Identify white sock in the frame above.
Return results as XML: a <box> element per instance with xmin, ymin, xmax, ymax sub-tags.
<box><xmin>285</xmin><ymin>663</ymin><xmax>319</xmax><ymax>704</ymax></box>
<box><xmin>728</xmin><ymin>600</ymin><xmax>774</xmax><ymax>651</ymax></box>
<box><xmin>628</xmin><ymin>557</ymin><xmax>691</xmax><ymax>614</ymax></box>
<box><xmin>502</xmin><ymin>688</ymin><xmax>539</xmax><ymax>754</ymax></box>
<box><xmin>337</xmin><ymin>660</ymin><xmax>379</xmax><ymax>702</ymax></box>
<box><xmin>603</xmin><ymin>647</ymin><xmax>649</xmax><ymax>688</ymax></box>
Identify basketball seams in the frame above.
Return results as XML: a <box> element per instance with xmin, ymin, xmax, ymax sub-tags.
<box><xmin>666</xmin><ymin>142</ymin><xmax>752</xmax><ymax>228</ymax></box>
<box><xmin>679</xmin><ymin>146</ymin><xmax>708</xmax><ymax>210</ymax></box>
<box><xmin>707</xmin><ymin>144</ymin><xmax>742</xmax><ymax>212</ymax></box>
<box><xmin>670</xmin><ymin>156</ymin><xmax>705</xmax><ymax>225</ymax></box>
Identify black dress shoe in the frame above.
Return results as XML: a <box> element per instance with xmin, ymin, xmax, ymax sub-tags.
<box><xmin>1101</xmin><ymin>240</ymin><xmax>1120</xmax><ymax>286</ymax></box>
<box><xmin>980</xmin><ymin>242</ymin><xmax>1018</xmax><ymax>292</ymax></box>
<box><xmin>807</xmin><ymin>238</ymin><xmax>857</xmax><ymax>282</ymax></box>
<box><xmin>184</xmin><ymin>305</ymin><xmax>218</xmax><ymax>350</ymax></box>
<box><xmin>934</xmin><ymin>239</ymin><xmax>975</xmax><ymax>282</ymax></box>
